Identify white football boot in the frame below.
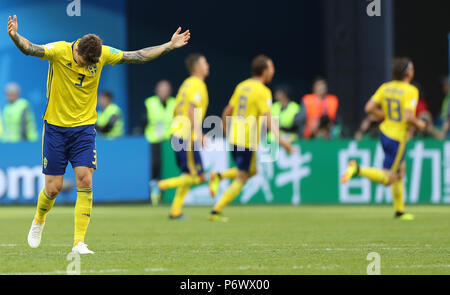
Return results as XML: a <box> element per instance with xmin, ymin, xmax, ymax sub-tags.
<box><xmin>27</xmin><ymin>219</ymin><xmax>45</xmax><ymax>248</ymax></box>
<box><xmin>72</xmin><ymin>242</ymin><xmax>95</xmax><ymax>254</ymax></box>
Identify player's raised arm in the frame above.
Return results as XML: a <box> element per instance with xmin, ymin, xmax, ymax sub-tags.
<box><xmin>118</xmin><ymin>27</ymin><xmax>190</xmax><ymax>64</ymax></box>
<box><xmin>7</xmin><ymin>15</ymin><xmax>44</xmax><ymax>58</ymax></box>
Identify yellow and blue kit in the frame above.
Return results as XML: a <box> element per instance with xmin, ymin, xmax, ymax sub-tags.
<box><xmin>371</xmin><ymin>80</ymin><xmax>419</xmax><ymax>172</ymax></box>
<box><xmin>227</xmin><ymin>78</ymin><xmax>272</xmax><ymax>173</ymax></box>
<box><xmin>170</xmin><ymin>76</ymin><xmax>209</xmax><ymax>176</ymax></box>
<box><xmin>41</xmin><ymin>39</ymin><xmax>123</xmax><ymax>175</ymax></box>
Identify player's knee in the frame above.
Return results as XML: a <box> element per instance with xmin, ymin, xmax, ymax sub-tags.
<box><xmin>76</xmin><ymin>173</ymin><xmax>92</xmax><ymax>188</ymax></box>
<box><xmin>385</xmin><ymin>173</ymin><xmax>398</xmax><ymax>186</ymax></box>
<box><xmin>45</xmin><ymin>184</ymin><xmax>62</xmax><ymax>198</ymax></box>
<box><xmin>237</xmin><ymin>172</ymin><xmax>249</xmax><ymax>184</ymax></box>
<box><xmin>248</xmin><ymin>169</ymin><xmax>257</xmax><ymax>178</ymax></box>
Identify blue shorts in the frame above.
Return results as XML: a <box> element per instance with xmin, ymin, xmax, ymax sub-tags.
<box><xmin>231</xmin><ymin>145</ymin><xmax>257</xmax><ymax>175</ymax></box>
<box><xmin>42</xmin><ymin>121</ymin><xmax>97</xmax><ymax>175</ymax></box>
<box><xmin>171</xmin><ymin>136</ymin><xmax>204</xmax><ymax>176</ymax></box>
<box><xmin>380</xmin><ymin>132</ymin><xmax>406</xmax><ymax>172</ymax></box>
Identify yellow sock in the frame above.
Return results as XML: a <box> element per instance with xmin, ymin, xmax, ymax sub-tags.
<box><xmin>160</xmin><ymin>174</ymin><xmax>202</xmax><ymax>190</ymax></box>
<box><xmin>213</xmin><ymin>180</ymin><xmax>244</xmax><ymax>213</ymax></box>
<box><xmin>220</xmin><ymin>168</ymin><xmax>238</xmax><ymax>179</ymax></box>
<box><xmin>74</xmin><ymin>187</ymin><xmax>93</xmax><ymax>246</ymax></box>
<box><xmin>359</xmin><ymin>167</ymin><xmax>389</xmax><ymax>185</ymax></box>
<box><xmin>170</xmin><ymin>185</ymin><xmax>190</xmax><ymax>217</ymax></box>
<box><xmin>391</xmin><ymin>179</ymin><xmax>405</xmax><ymax>213</ymax></box>
<box><xmin>34</xmin><ymin>189</ymin><xmax>56</xmax><ymax>224</ymax></box>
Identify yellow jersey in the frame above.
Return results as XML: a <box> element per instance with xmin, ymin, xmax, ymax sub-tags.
<box><xmin>371</xmin><ymin>80</ymin><xmax>419</xmax><ymax>142</ymax></box>
<box><xmin>170</xmin><ymin>76</ymin><xmax>209</xmax><ymax>141</ymax></box>
<box><xmin>42</xmin><ymin>40</ymin><xmax>123</xmax><ymax>127</ymax></box>
<box><xmin>228</xmin><ymin>78</ymin><xmax>272</xmax><ymax>149</ymax></box>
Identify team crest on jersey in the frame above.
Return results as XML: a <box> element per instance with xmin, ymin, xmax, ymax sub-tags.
<box><xmin>88</xmin><ymin>64</ymin><xmax>98</xmax><ymax>75</ymax></box>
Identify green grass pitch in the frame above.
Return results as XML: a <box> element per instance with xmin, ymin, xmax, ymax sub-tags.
<box><xmin>0</xmin><ymin>205</ymin><xmax>448</xmax><ymax>275</ymax></box>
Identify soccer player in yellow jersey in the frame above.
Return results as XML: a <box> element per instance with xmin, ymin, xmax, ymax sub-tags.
<box><xmin>208</xmin><ymin>55</ymin><xmax>292</xmax><ymax>221</ymax></box>
<box><xmin>158</xmin><ymin>54</ymin><xmax>210</xmax><ymax>220</ymax></box>
<box><xmin>341</xmin><ymin>58</ymin><xmax>426</xmax><ymax>220</ymax></box>
<box><xmin>7</xmin><ymin>14</ymin><xmax>191</xmax><ymax>253</ymax></box>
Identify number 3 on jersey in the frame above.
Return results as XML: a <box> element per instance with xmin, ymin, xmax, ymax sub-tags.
<box><xmin>386</xmin><ymin>98</ymin><xmax>402</xmax><ymax>122</ymax></box>
<box><xmin>75</xmin><ymin>74</ymin><xmax>86</xmax><ymax>87</ymax></box>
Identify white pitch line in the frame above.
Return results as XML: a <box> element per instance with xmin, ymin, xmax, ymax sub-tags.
<box><xmin>144</xmin><ymin>268</ymin><xmax>168</xmax><ymax>272</ymax></box>
<box><xmin>0</xmin><ymin>269</ymin><xmax>131</xmax><ymax>275</ymax></box>
<box><xmin>292</xmin><ymin>265</ymin><xmax>340</xmax><ymax>270</ymax></box>
<box><xmin>392</xmin><ymin>265</ymin><xmax>450</xmax><ymax>269</ymax></box>
<box><xmin>306</xmin><ymin>247</ymin><xmax>445</xmax><ymax>251</ymax></box>
<box><xmin>0</xmin><ymin>270</ymin><xmax>68</xmax><ymax>275</ymax></box>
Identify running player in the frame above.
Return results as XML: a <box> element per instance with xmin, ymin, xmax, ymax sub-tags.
<box><xmin>7</xmin><ymin>14</ymin><xmax>190</xmax><ymax>253</ymax></box>
<box><xmin>208</xmin><ymin>55</ymin><xmax>292</xmax><ymax>221</ymax></box>
<box><xmin>341</xmin><ymin>58</ymin><xmax>426</xmax><ymax>220</ymax></box>
<box><xmin>158</xmin><ymin>54</ymin><xmax>210</xmax><ymax>220</ymax></box>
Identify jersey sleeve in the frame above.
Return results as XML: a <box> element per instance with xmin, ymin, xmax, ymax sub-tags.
<box><xmin>42</xmin><ymin>41</ymin><xmax>65</xmax><ymax>62</ymax></box>
<box><xmin>371</xmin><ymin>84</ymin><xmax>385</xmax><ymax>104</ymax></box>
<box><xmin>101</xmin><ymin>46</ymin><xmax>124</xmax><ymax>66</ymax></box>
<box><xmin>188</xmin><ymin>83</ymin><xmax>203</xmax><ymax>108</ymax></box>
<box><xmin>258</xmin><ymin>88</ymin><xmax>272</xmax><ymax>114</ymax></box>
<box><xmin>190</xmin><ymin>93</ymin><xmax>203</xmax><ymax>108</ymax></box>
<box><xmin>404</xmin><ymin>87</ymin><xmax>419</xmax><ymax>111</ymax></box>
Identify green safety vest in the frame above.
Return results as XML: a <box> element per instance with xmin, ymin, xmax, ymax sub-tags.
<box><xmin>2</xmin><ymin>98</ymin><xmax>38</xmax><ymax>142</ymax></box>
<box><xmin>145</xmin><ymin>96</ymin><xmax>176</xmax><ymax>143</ymax></box>
<box><xmin>270</xmin><ymin>101</ymin><xmax>300</xmax><ymax>142</ymax></box>
<box><xmin>97</xmin><ymin>103</ymin><xmax>124</xmax><ymax>138</ymax></box>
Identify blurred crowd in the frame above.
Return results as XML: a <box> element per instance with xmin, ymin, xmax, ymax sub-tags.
<box><xmin>1</xmin><ymin>74</ymin><xmax>449</xmax><ymax>144</ymax></box>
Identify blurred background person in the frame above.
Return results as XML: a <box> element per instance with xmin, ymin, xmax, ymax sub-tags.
<box><xmin>354</xmin><ymin>114</ymin><xmax>381</xmax><ymax>140</ymax></box>
<box><xmin>95</xmin><ymin>91</ymin><xmax>124</xmax><ymax>139</ymax></box>
<box><xmin>271</xmin><ymin>85</ymin><xmax>302</xmax><ymax>142</ymax></box>
<box><xmin>439</xmin><ymin>76</ymin><xmax>450</xmax><ymax>138</ymax></box>
<box><xmin>439</xmin><ymin>75</ymin><xmax>449</xmax><ymax>126</ymax></box>
<box><xmin>144</xmin><ymin>80</ymin><xmax>176</xmax><ymax>205</ymax></box>
<box><xmin>410</xmin><ymin>81</ymin><xmax>440</xmax><ymax>139</ymax></box>
<box><xmin>2</xmin><ymin>82</ymin><xmax>38</xmax><ymax>143</ymax></box>
<box><xmin>302</xmin><ymin>77</ymin><xmax>339</xmax><ymax>139</ymax></box>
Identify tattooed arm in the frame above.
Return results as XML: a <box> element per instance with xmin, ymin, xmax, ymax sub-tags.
<box><xmin>119</xmin><ymin>27</ymin><xmax>190</xmax><ymax>64</ymax></box>
<box><xmin>120</xmin><ymin>43</ymin><xmax>173</xmax><ymax>64</ymax></box>
<box><xmin>7</xmin><ymin>15</ymin><xmax>44</xmax><ymax>58</ymax></box>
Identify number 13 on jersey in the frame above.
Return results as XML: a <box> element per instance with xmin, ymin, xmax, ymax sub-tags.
<box><xmin>386</xmin><ymin>98</ymin><xmax>402</xmax><ymax>122</ymax></box>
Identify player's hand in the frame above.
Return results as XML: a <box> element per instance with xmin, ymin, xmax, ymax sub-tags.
<box><xmin>7</xmin><ymin>15</ymin><xmax>18</xmax><ymax>37</ymax></box>
<box><xmin>280</xmin><ymin>139</ymin><xmax>294</xmax><ymax>155</ymax></box>
<box><xmin>169</xmin><ymin>27</ymin><xmax>190</xmax><ymax>49</ymax></box>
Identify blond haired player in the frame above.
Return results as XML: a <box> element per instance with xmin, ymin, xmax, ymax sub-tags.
<box><xmin>208</xmin><ymin>55</ymin><xmax>292</xmax><ymax>221</ymax></box>
<box><xmin>7</xmin><ymin>14</ymin><xmax>190</xmax><ymax>253</ymax></box>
